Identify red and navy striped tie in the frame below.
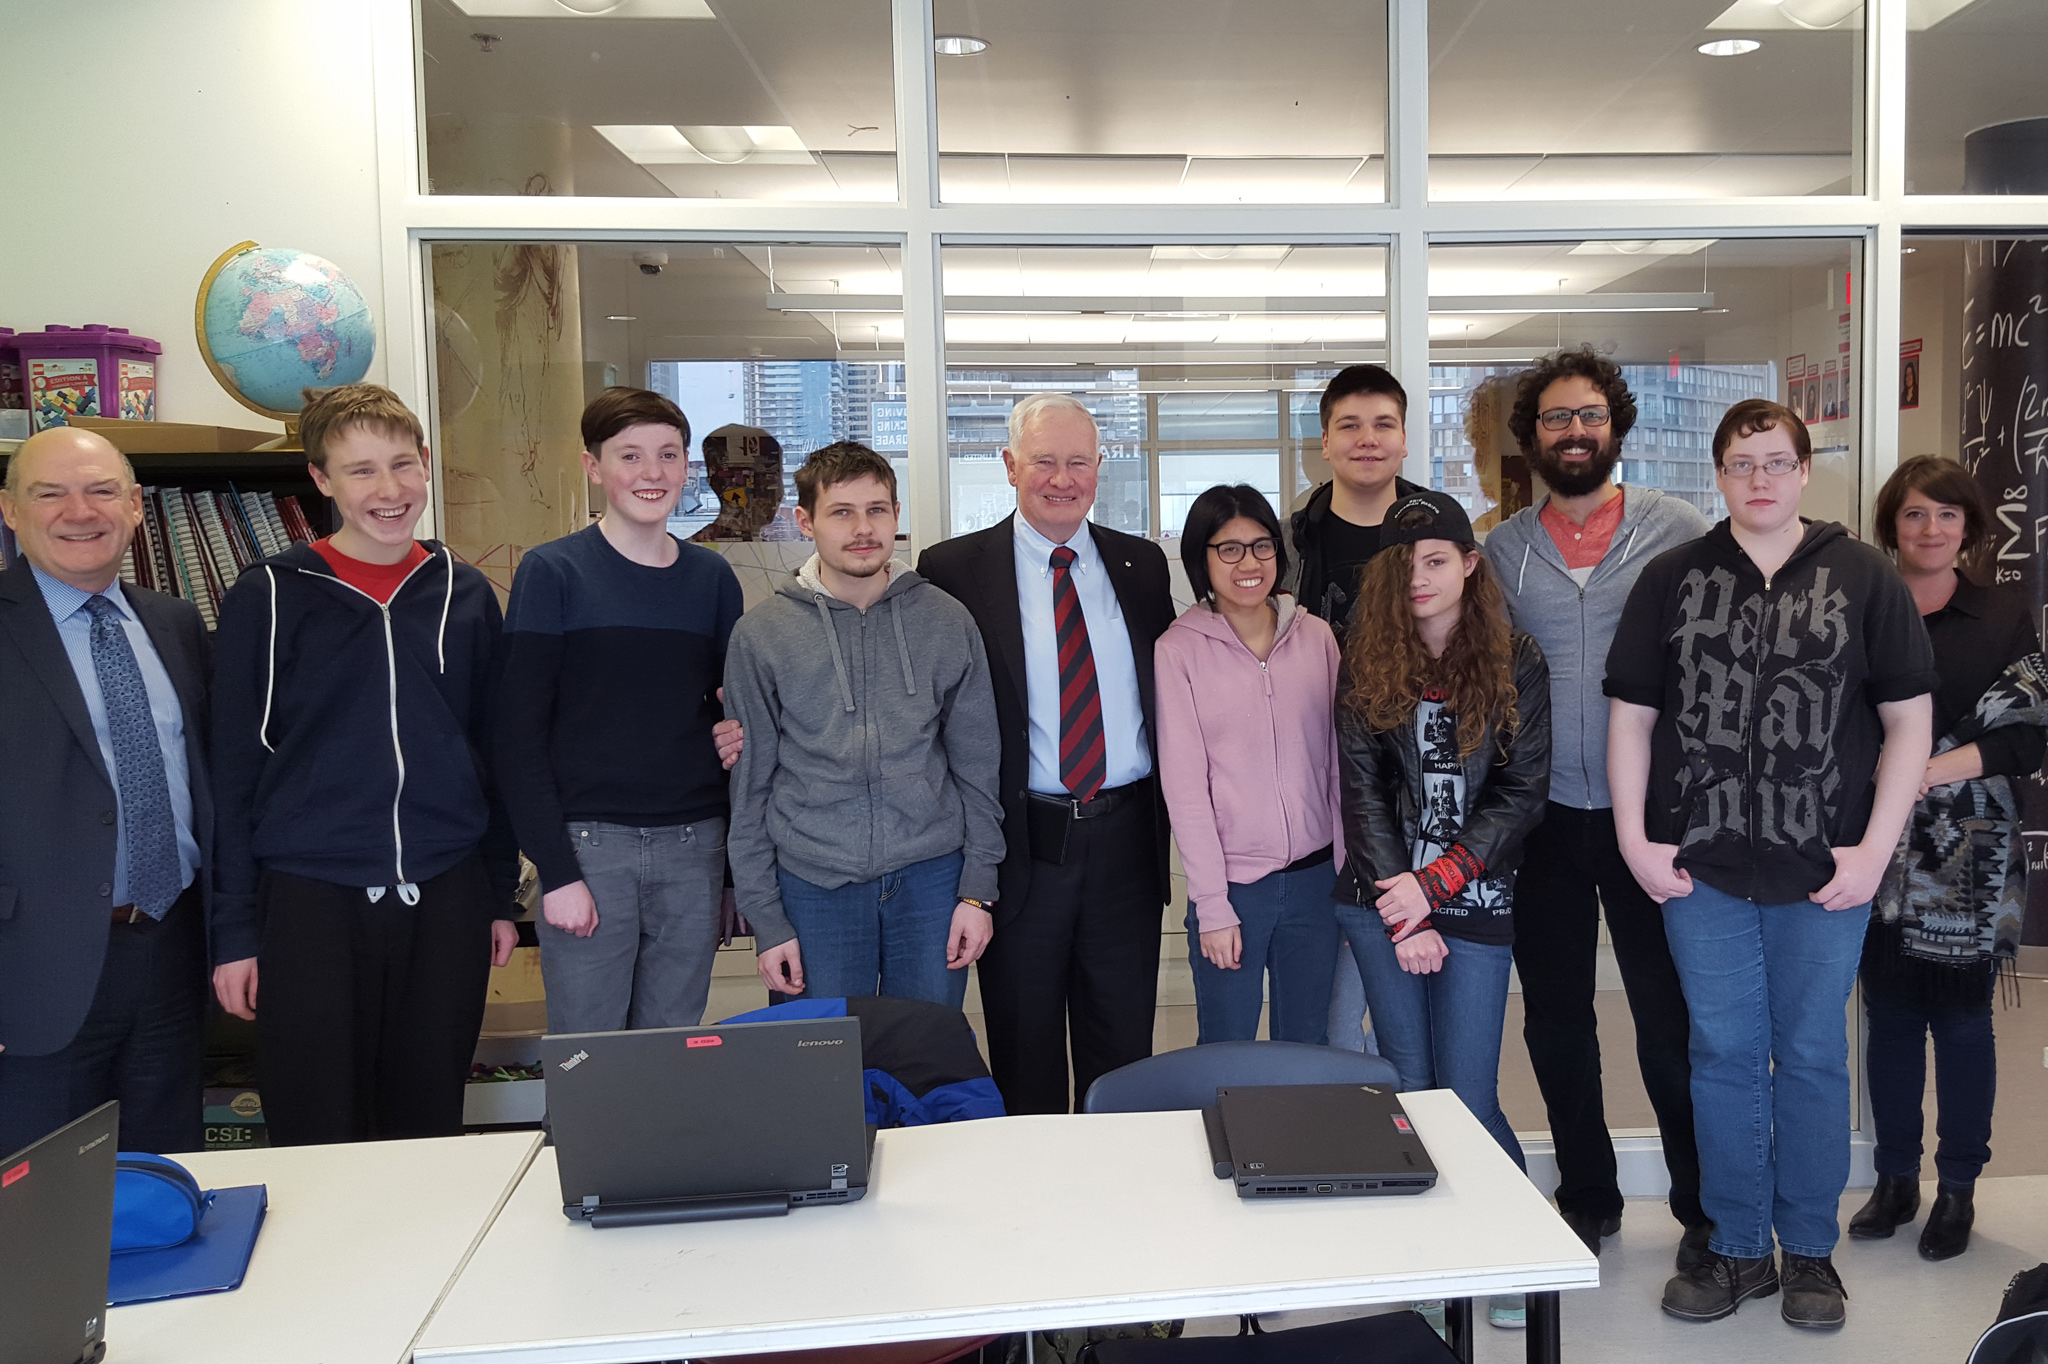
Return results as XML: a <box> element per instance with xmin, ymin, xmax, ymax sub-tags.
<box><xmin>1050</xmin><ymin>546</ymin><xmax>1106</xmax><ymax>802</ymax></box>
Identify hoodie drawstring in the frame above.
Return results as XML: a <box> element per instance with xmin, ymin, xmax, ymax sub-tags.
<box><xmin>436</xmin><ymin>548</ymin><xmax>453</xmax><ymax>674</ymax></box>
<box><xmin>890</xmin><ymin>597</ymin><xmax>917</xmax><ymax>697</ymax></box>
<box><xmin>1517</xmin><ymin>541</ymin><xmax>1531</xmax><ymax>595</ymax></box>
<box><xmin>815</xmin><ymin>593</ymin><xmax>857</xmax><ymax>713</ymax></box>
<box><xmin>259</xmin><ymin>565</ymin><xmax>279</xmax><ymax>753</ymax></box>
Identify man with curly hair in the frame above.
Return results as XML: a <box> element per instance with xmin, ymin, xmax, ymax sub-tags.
<box><xmin>1481</xmin><ymin>347</ymin><xmax>1711</xmax><ymax>1268</ymax></box>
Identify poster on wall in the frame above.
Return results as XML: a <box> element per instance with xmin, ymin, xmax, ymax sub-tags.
<box><xmin>1822</xmin><ymin>362</ymin><xmax>1839</xmax><ymax>422</ymax></box>
<box><xmin>1785</xmin><ymin>354</ymin><xmax>1805</xmax><ymax>407</ymax></box>
<box><xmin>1803</xmin><ymin>365</ymin><xmax>1821</xmax><ymax>423</ymax></box>
<box><xmin>1900</xmin><ymin>339</ymin><xmax>1922</xmax><ymax>410</ymax></box>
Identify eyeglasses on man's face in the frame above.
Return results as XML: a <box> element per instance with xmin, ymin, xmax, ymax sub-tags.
<box><xmin>1207</xmin><ymin>537</ymin><xmax>1277</xmax><ymax>564</ymax></box>
<box><xmin>1719</xmin><ymin>456</ymin><xmax>1802</xmax><ymax>479</ymax></box>
<box><xmin>1537</xmin><ymin>405</ymin><xmax>1612</xmax><ymax>431</ymax></box>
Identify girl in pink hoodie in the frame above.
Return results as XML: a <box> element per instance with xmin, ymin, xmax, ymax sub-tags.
<box><xmin>1156</xmin><ymin>484</ymin><xmax>1344</xmax><ymax>1044</ymax></box>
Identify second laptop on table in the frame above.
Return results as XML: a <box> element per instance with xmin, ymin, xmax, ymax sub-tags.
<box><xmin>541</xmin><ymin>1016</ymin><xmax>873</xmax><ymax>1228</ymax></box>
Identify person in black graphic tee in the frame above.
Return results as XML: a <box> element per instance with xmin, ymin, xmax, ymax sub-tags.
<box><xmin>1606</xmin><ymin>399</ymin><xmax>1935</xmax><ymax>1330</ymax></box>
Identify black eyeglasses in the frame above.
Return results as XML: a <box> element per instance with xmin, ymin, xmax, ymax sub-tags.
<box><xmin>1207</xmin><ymin>537</ymin><xmax>1277</xmax><ymax>564</ymax></box>
<box><xmin>1537</xmin><ymin>405</ymin><xmax>1612</xmax><ymax>431</ymax></box>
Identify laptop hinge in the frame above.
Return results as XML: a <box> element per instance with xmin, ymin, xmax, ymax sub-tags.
<box><xmin>574</xmin><ymin>1191</ymin><xmax>792</xmax><ymax>1228</ymax></box>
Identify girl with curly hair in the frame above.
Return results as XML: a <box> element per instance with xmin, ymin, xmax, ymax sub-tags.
<box><xmin>1335</xmin><ymin>489</ymin><xmax>1552</xmax><ymax>1166</ymax></box>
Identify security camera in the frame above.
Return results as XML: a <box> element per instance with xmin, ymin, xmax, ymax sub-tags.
<box><xmin>634</xmin><ymin>250</ymin><xmax>668</xmax><ymax>276</ymax></box>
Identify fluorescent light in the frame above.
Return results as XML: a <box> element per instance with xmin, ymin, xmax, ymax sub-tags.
<box><xmin>1708</xmin><ymin>0</ymin><xmax>1982</xmax><ymax>29</ymax></box>
<box><xmin>1699</xmin><ymin>38</ymin><xmax>1762</xmax><ymax>55</ymax></box>
<box><xmin>768</xmin><ymin>292</ymin><xmax>1710</xmax><ymax>315</ymax></box>
<box><xmin>605</xmin><ymin>315</ymin><xmax>637</xmax><ymax>321</ymax></box>
<box><xmin>1150</xmin><ymin>246</ymin><xmax>1293</xmax><ymax>262</ymax></box>
<box><xmin>594</xmin><ymin>125</ymin><xmax>814</xmax><ymax>166</ymax></box>
<box><xmin>446</xmin><ymin>0</ymin><xmax>714</xmax><ymax>15</ymax></box>
<box><xmin>934</xmin><ymin>35</ymin><xmax>988</xmax><ymax>55</ymax></box>
<box><xmin>1569</xmin><ymin>239</ymin><xmax>1716</xmax><ymax>257</ymax></box>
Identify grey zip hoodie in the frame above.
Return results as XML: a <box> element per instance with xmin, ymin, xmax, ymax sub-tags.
<box><xmin>1482</xmin><ymin>486</ymin><xmax>1707</xmax><ymax>810</ymax></box>
<box><xmin>723</xmin><ymin>556</ymin><xmax>1005</xmax><ymax>950</ymax></box>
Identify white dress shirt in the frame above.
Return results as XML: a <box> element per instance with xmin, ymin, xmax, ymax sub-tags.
<box><xmin>1012</xmin><ymin>515</ymin><xmax>1151</xmax><ymax>795</ymax></box>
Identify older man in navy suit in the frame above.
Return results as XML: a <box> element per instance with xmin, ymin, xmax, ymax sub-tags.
<box><xmin>0</xmin><ymin>426</ymin><xmax>213</xmax><ymax>1155</ymax></box>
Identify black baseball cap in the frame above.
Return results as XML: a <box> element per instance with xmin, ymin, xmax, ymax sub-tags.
<box><xmin>1379</xmin><ymin>489</ymin><xmax>1475</xmax><ymax>550</ymax></box>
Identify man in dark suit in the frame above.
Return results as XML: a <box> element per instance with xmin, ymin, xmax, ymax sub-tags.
<box><xmin>0</xmin><ymin>426</ymin><xmax>212</xmax><ymax>1155</ymax></box>
<box><xmin>918</xmin><ymin>393</ymin><xmax>1176</xmax><ymax>1113</ymax></box>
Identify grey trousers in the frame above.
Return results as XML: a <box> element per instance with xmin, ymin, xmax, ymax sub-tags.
<box><xmin>538</xmin><ymin>818</ymin><xmax>727</xmax><ymax>1034</ymax></box>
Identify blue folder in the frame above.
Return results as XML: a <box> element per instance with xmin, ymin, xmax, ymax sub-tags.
<box><xmin>107</xmin><ymin>1183</ymin><xmax>267</xmax><ymax>1307</ymax></box>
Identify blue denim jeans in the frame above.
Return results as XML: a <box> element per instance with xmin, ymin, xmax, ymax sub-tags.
<box><xmin>777</xmin><ymin>850</ymin><xmax>968</xmax><ymax>1008</ymax></box>
<box><xmin>1661</xmin><ymin>880</ymin><xmax>1867</xmax><ymax>1260</ymax></box>
<box><xmin>1186</xmin><ymin>860</ymin><xmax>1340</xmax><ymax>1045</ymax></box>
<box><xmin>1337</xmin><ymin>906</ymin><xmax>1523</xmax><ymax>1167</ymax></box>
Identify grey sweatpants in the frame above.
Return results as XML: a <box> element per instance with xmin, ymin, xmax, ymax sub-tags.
<box><xmin>538</xmin><ymin>818</ymin><xmax>726</xmax><ymax>1034</ymax></box>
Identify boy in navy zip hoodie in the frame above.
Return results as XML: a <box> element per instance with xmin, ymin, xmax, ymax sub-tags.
<box><xmin>210</xmin><ymin>384</ymin><xmax>518</xmax><ymax>1147</ymax></box>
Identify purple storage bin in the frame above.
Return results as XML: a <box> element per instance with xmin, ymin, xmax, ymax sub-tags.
<box><xmin>14</xmin><ymin>324</ymin><xmax>162</xmax><ymax>431</ymax></box>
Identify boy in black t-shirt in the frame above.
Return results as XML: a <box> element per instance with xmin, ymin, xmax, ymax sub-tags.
<box><xmin>1285</xmin><ymin>364</ymin><xmax>1424</xmax><ymax>639</ymax></box>
<box><xmin>1606</xmin><ymin>399</ymin><xmax>1935</xmax><ymax>1331</ymax></box>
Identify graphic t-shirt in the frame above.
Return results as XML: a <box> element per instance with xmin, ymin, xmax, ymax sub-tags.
<box><xmin>1411</xmin><ymin>692</ymin><xmax>1515</xmax><ymax>932</ymax></box>
<box><xmin>1314</xmin><ymin>515</ymin><xmax>1383</xmax><ymax>640</ymax></box>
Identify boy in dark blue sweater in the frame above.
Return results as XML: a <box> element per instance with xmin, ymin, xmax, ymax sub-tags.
<box><xmin>494</xmin><ymin>388</ymin><xmax>744</xmax><ymax>1033</ymax></box>
<box><xmin>211</xmin><ymin>384</ymin><xmax>519</xmax><ymax>1146</ymax></box>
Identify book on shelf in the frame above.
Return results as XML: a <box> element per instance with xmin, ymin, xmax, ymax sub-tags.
<box><xmin>118</xmin><ymin>486</ymin><xmax>318</xmax><ymax>623</ymax></box>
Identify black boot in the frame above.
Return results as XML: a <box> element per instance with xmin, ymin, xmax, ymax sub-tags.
<box><xmin>1848</xmin><ymin>1174</ymin><xmax>1920</xmax><ymax>1238</ymax></box>
<box><xmin>1676</xmin><ymin>1223</ymin><xmax>1714</xmax><ymax>1274</ymax></box>
<box><xmin>1560</xmin><ymin>1208</ymin><xmax>1621</xmax><ymax>1254</ymax></box>
<box><xmin>1660</xmin><ymin>1251</ymin><xmax>1779</xmax><ymax>1322</ymax></box>
<box><xmin>1918</xmin><ymin>1184</ymin><xmax>1974</xmax><ymax>1261</ymax></box>
<box><xmin>1780</xmin><ymin>1254</ymin><xmax>1848</xmax><ymax>1330</ymax></box>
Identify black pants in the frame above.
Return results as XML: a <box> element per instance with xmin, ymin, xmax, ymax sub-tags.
<box><xmin>0</xmin><ymin>885</ymin><xmax>204</xmax><ymax>1156</ymax></box>
<box><xmin>1511</xmin><ymin>803</ymin><xmax>1704</xmax><ymax>1226</ymax></box>
<box><xmin>256</xmin><ymin>855</ymin><xmax>493</xmax><ymax>1146</ymax></box>
<box><xmin>1862</xmin><ymin>949</ymin><xmax>1997</xmax><ymax>1188</ymax></box>
<box><xmin>979</xmin><ymin>793</ymin><xmax>1162</xmax><ymax>1115</ymax></box>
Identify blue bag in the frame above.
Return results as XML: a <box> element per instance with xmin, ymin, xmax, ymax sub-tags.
<box><xmin>113</xmin><ymin>1152</ymin><xmax>211</xmax><ymax>1254</ymax></box>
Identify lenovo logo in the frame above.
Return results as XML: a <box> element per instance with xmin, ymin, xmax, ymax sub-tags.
<box><xmin>78</xmin><ymin>1133</ymin><xmax>109</xmax><ymax>1156</ymax></box>
<box><xmin>558</xmin><ymin>1049</ymin><xmax>590</xmax><ymax>1072</ymax></box>
<box><xmin>687</xmin><ymin>1036</ymin><xmax>722</xmax><ymax>1049</ymax></box>
<box><xmin>796</xmin><ymin>1038</ymin><xmax>844</xmax><ymax>1047</ymax></box>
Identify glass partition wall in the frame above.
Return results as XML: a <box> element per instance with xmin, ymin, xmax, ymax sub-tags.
<box><xmin>399</xmin><ymin>0</ymin><xmax>2048</xmax><ymax>1153</ymax></box>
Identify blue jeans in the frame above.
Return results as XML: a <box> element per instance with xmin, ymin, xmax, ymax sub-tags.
<box><xmin>1337</xmin><ymin>906</ymin><xmax>1523</xmax><ymax>1167</ymax></box>
<box><xmin>1186</xmin><ymin>860</ymin><xmax>1340</xmax><ymax>1045</ymax></box>
<box><xmin>777</xmin><ymin>851</ymin><xmax>968</xmax><ymax>1008</ymax></box>
<box><xmin>1661</xmin><ymin>881</ymin><xmax>1867</xmax><ymax>1260</ymax></box>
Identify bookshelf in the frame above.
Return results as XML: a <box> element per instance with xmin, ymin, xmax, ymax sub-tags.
<box><xmin>0</xmin><ymin>419</ymin><xmax>335</xmax><ymax>626</ymax></box>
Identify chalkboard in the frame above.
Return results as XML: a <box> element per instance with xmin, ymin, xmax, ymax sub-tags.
<box><xmin>1963</xmin><ymin>237</ymin><xmax>2048</xmax><ymax>947</ymax></box>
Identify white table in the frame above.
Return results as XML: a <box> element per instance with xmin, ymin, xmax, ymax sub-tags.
<box><xmin>106</xmin><ymin>1131</ymin><xmax>541</xmax><ymax>1364</ymax></box>
<box><xmin>414</xmin><ymin>1090</ymin><xmax>1597</xmax><ymax>1364</ymax></box>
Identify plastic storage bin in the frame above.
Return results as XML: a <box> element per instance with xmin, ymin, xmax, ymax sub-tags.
<box><xmin>14</xmin><ymin>324</ymin><xmax>161</xmax><ymax>431</ymax></box>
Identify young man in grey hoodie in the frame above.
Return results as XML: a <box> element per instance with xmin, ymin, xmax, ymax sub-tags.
<box><xmin>724</xmin><ymin>442</ymin><xmax>1004</xmax><ymax>1008</ymax></box>
<box><xmin>1481</xmin><ymin>347</ymin><xmax>1712</xmax><ymax>1269</ymax></box>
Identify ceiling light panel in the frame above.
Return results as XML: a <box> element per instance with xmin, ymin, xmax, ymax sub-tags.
<box><xmin>1707</xmin><ymin>0</ymin><xmax>1981</xmax><ymax>28</ymax></box>
<box><xmin>594</xmin><ymin>125</ymin><xmax>814</xmax><ymax>166</ymax></box>
<box><xmin>446</xmin><ymin>0</ymin><xmax>714</xmax><ymax>15</ymax></box>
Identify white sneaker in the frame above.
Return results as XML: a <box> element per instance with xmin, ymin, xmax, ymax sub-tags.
<box><xmin>1488</xmin><ymin>1294</ymin><xmax>1527</xmax><ymax>1329</ymax></box>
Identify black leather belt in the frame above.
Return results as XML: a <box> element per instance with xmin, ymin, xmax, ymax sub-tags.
<box><xmin>1027</xmin><ymin>780</ymin><xmax>1148</xmax><ymax>821</ymax></box>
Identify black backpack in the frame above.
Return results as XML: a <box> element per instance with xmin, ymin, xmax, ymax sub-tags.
<box><xmin>1967</xmin><ymin>1262</ymin><xmax>2048</xmax><ymax>1364</ymax></box>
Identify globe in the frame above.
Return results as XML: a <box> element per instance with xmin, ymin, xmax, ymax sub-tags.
<box><xmin>195</xmin><ymin>242</ymin><xmax>376</xmax><ymax>420</ymax></box>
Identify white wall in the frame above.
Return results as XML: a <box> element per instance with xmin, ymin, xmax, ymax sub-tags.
<box><xmin>0</xmin><ymin>1</ymin><xmax>385</xmax><ymax>433</ymax></box>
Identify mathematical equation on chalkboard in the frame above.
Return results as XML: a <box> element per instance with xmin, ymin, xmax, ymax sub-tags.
<box><xmin>1960</xmin><ymin>239</ymin><xmax>2048</xmax><ymax>587</ymax></box>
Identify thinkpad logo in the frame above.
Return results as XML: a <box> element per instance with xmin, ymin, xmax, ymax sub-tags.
<box><xmin>796</xmin><ymin>1038</ymin><xmax>844</xmax><ymax>1047</ymax></box>
<box><xmin>558</xmin><ymin>1049</ymin><xmax>590</xmax><ymax>1072</ymax></box>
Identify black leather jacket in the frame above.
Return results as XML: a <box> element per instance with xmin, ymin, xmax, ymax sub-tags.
<box><xmin>1334</xmin><ymin>631</ymin><xmax>1552</xmax><ymax>933</ymax></box>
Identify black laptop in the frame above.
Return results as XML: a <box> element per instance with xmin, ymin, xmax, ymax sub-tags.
<box><xmin>540</xmin><ymin>1016</ymin><xmax>873</xmax><ymax>1227</ymax></box>
<box><xmin>1203</xmin><ymin>1084</ymin><xmax>1438</xmax><ymax>1198</ymax></box>
<box><xmin>0</xmin><ymin>1102</ymin><xmax>117</xmax><ymax>1364</ymax></box>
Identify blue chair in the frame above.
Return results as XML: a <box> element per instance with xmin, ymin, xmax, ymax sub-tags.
<box><xmin>1081</xmin><ymin>1040</ymin><xmax>1399</xmax><ymax>1114</ymax></box>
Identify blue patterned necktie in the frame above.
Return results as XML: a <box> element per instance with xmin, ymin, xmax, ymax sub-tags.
<box><xmin>83</xmin><ymin>596</ymin><xmax>182</xmax><ymax>920</ymax></box>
